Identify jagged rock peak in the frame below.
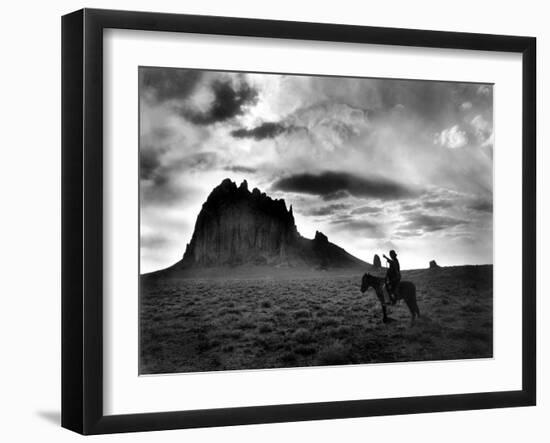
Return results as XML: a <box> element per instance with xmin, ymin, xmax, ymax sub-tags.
<box><xmin>205</xmin><ymin>178</ymin><xmax>292</xmax><ymax>217</ymax></box>
<box><xmin>314</xmin><ymin>231</ymin><xmax>329</xmax><ymax>243</ymax></box>
<box><xmin>182</xmin><ymin>179</ymin><xmax>299</xmax><ymax>266</ymax></box>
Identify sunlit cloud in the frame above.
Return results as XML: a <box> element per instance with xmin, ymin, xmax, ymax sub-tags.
<box><xmin>436</xmin><ymin>125</ymin><xmax>468</xmax><ymax>149</ymax></box>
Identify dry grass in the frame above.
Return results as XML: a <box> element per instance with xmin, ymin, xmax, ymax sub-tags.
<box><xmin>139</xmin><ymin>265</ymin><xmax>492</xmax><ymax>374</ymax></box>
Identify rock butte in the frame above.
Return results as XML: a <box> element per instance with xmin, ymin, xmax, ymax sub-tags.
<box><xmin>161</xmin><ymin>178</ymin><xmax>370</xmax><ymax>274</ymax></box>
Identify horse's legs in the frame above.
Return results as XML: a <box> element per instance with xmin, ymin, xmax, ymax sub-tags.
<box><xmin>404</xmin><ymin>298</ymin><xmax>416</xmax><ymax>323</ymax></box>
<box><xmin>408</xmin><ymin>287</ymin><xmax>420</xmax><ymax>323</ymax></box>
<box><xmin>376</xmin><ymin>288</ymin><xmax>389</xmax><ymax>323</ymax></box>
<box><xmin>382</xmin><ymin>304</ymin><xmax>388</xmax><ymax>323</ymax></box>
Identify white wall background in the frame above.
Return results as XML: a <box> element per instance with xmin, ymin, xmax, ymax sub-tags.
<box><xmin>0</xmin><ymin>1</ymin><xmax>546</xmax><ymax>441</ymax></box>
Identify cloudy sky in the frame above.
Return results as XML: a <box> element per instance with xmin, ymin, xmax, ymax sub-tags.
<box><xmin>139</xmin><ymin>67</ymin><xmax>493</xmax><ymax>273</ymax></box>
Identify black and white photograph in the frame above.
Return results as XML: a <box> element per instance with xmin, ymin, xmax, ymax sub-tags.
<box><xmin>139</xmin><ymin>67</ymin><xmax>494</xmax><ymax>374</ymax></box>
<box><xmin>0</xmin><ymin>0</ymin><xmax>545</xmax><ymax>439</ymax></box>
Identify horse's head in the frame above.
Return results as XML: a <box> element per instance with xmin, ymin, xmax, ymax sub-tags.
<box><xmin>361</xmin><ymin>273</ymin><xmax>371</xmax><ymax>293</ymax></box>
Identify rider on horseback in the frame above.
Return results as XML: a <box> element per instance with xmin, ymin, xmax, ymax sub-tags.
<box><xmin>383</xmin><ymin>250</ymin><xmax>401</xmax><ymax>305</ymax></box>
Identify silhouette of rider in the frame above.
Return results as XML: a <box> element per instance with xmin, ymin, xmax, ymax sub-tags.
<box><xmin>383</xmin><ymin>250</ymin><xmax>401</xmax><ymax>305</ymax></box>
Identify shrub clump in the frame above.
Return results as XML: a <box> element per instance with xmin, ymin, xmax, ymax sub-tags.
<box><xmin>258</xmin><ymin>323</ymin><xmax>273</xmax><ymax>334</ymax></box>
<box><xmin>294</xmin><ymin>345</ymin><xmax>317</xmax><ymax>356</ymax></box>
<box><xmin>330</xmin><ymin>325</ymin><xmax>352</xmax><ymax>339</ymax></box>
<box><xmin>237</xmin><ymin>320</ymin><xmax>256</xmax><ymax>330</ymax></box>
<box><xmin>260</xmin><ymin>300</ymin><xmax>272</xmax><ymax>309</ymax></box>
<box><xmin>293</xmin><ymin>309</ymin><xmax>310</xmax><ymax>319</ymax></box>
<box><xmin>293</xmin><ymin>328</ymin><xmax>312</xmax><ymax>344</ymax></box>
<box><xmin>317</xmin><ymin>342</ymin><xmax>351</xmax><ymax>365</ymax></box>
<box><xmin>280</xmin><ymin>352</ymin><xmax>297</xmax><ymax>364</ymax></box>
<box><xmin>319</xmin><ymin>317</ymin><xmax>339</xmax><ymax>328</ymax></box>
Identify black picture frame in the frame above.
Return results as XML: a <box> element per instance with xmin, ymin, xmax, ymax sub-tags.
<box><xmin>62</xmin><ymin>8</ymin><xmax>536</xmax><ymax>435</ymax></box>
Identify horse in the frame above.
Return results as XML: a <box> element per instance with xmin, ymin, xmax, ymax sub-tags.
<box><xmin>360</xmin><ymin>273</ymin><xmax>420</xmax><ymax>324</ymax></box>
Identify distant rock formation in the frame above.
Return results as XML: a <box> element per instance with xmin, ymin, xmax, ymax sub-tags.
<box><xmin>429</xmin><ymin>260</ymin><xmax>440</xmax><ymax>269</ymax></box>
<box><xmin>171</xmin><ymin>178</ymin><xmax>369</xmax><ymax>271</ymax></box>
<box><xmin>373</xmin><ymin>254</ymin><xmax>381</xmax><ymax>269</ymax></box>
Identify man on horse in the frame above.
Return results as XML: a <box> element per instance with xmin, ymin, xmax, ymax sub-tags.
<box><xmin>383</xmin><ymin>250</ymin><xmax>401</xmax><ymax>305</ymax></box>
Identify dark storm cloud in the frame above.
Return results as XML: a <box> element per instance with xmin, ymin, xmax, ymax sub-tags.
<box><xmin>421</xmin><ymin>199</ymin><xmax>454</xmax><ymax>210</ymax></box>
<box><xmin>468</xmin><ymin>199</ymin><xmax>493</xmax><ymax>213</ymax></box>
<box><xmin>331</xmin><ymin>218</ymin><xmax>377</xmax><ymax>228</ymax></box>
<box><xmin>140</xmin><ymin>68</ymin><xmax>202</xmax><ymax>102</ymax></box>
<box><xmin>180</xmin><ymin>152</ymin><xmax>220</xmax><ymax>171</ymax></box>
<box><xmin>230</xmin><ymin>102</ymin><xmax>363</xmax><ymax>142</ymax></box>
<box><xmin>273</xmin><ymin>171</ymin><xmax>417</xmax><ymax>200</ymax></box>
<box><xmin>231</xmin><ymin>122</ymin><xmax>289</xmax><ymax>140</ymax></box>
<box><xmin>178</xmin><ymin>80</ymin><xmax>258</xmax><ymax>125</ymax></box>
<box><xmin>140</xmin><ymin>151</ymin><xmax>219</xmax><ymax>205</ymax></box>
<box><xmin>223</xmin><ymin>165</ymin><xmax>257</xmax><ymax>174</ymax></box>
<box><xmin>322</xmin><ymin>190</ymin><xmax>351</xmax><ymax>201</ymax></box>
<box><xmin>141</xmin><ymin>233</ymin><xmax>169</xmax><ymax>249</ymax></box>
<box><xmin>141</xmin><ymin>179</ymin><xmax>186</xmax><ymax>206</ymax></box>
<box><xmin>400</xmin><ymin>212</ymin><xmax>468</xmax><ymax>233</ymax></box>
<box><xmin>140</xmin><ymin>148</ymin><xmax>163</xmax><ymax>181</ymax></box>
<box><xmin>399</xmin><ymin>202</ymin><xmax>420</xmax><ymax>211</ymax></box>
<box><xmin>368</xmin><ymin>80</ymin><xmax>493</xmax><ymax>122</ymax></box>
<box><xmin>141</xmin><ymin>151</ymin><xmax>219</xmax><ymax>183</ymax></box>
<box><xmin>150</xmin><ymin>126</ymin><xmax>176</xmax><ymax>140</ymax></box>
<box><xmin>350</xmin><ymin>205</ymin><xmax>382</xmax><ymax>215</ymax></box>
<box><xmin>303</xmin><ymin>203</ymin><xmax>349</xmax><ymax>217</ymax></box>
<box><xmin>330</xmin><ymin>218</ymin><xmax>386</xmax><ymax>238</ymax></box>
